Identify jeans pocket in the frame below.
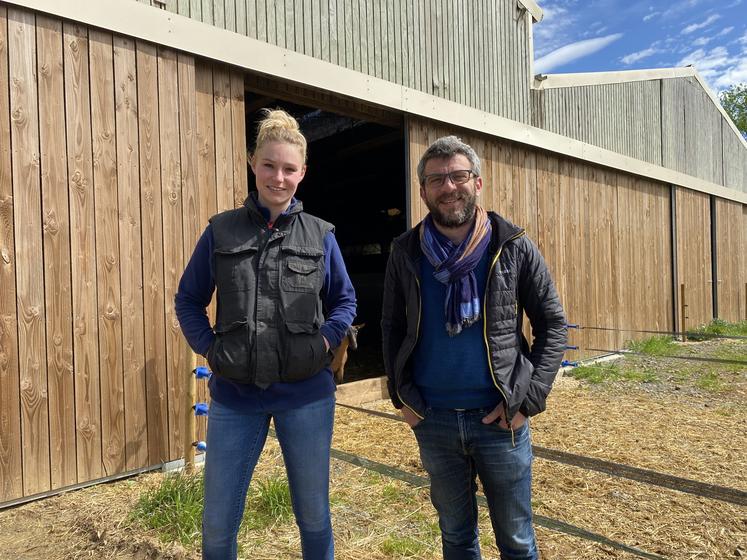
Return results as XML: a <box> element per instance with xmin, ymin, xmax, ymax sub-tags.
<box><xmin>411</xmin><ymin>407</ymin><xmax>431</xmax><ymax>430</ymax></box>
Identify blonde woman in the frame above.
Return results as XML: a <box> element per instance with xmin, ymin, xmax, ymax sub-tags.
<box><xmin>176</xmin><ymin>109</ymin><xmax>356</xmax><ymax>559</ymax></box>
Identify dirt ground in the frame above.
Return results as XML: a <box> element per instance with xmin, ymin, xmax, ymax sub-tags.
<box><xmin>0</xmin><ymin>338</ymin><xmax>745</xmax><ymax>560</ymax></box>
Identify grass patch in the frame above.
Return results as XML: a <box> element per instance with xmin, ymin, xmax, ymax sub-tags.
<box><xmin>695</xmin><ymin>371</ymin><xmax>724</xmax><ymax>392</ymax></box>
<box><xmin>710</xmin><ymin>345</ymin><xmax>747</xmax><ymax>373</ymax></box>
<box><xmin>569</xmin><ymin>362</ymin><xmax>657</xmax><ymax>384</ymax></box>
<box><xmin>627</xmin><ymin>335</ymin><xmax>677</xmax><ymax>356</ymax></box>
<box><xmin>129</xmin><ymin>471</ymin><xmax>204</xmax><ymax>546</ymax></box>
<box><xmin>687</xmin><ymin>319</ymin><xmax>747</xmax><ymax>340</ymax></box>
<box><xmin>129</xmin><ymin>471</ymin><xmax>295</xmax><ymax>547</ymax></box>
<box><xmin>380</xmin><ymin>535</ymin><xmax>426</xmax><ymax>556</ymax></box>
<box><xmin>243</xmin><ymin>475</ymin><xmax>293</xmax><ymax>530</ymax></box>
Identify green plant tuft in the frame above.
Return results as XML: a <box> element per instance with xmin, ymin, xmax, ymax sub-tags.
<box><xmin>627</xmin><ymin>335</ymin><xmax>676</xmax><ymax>356</ymax></box>
<box><xmin>242</xmin><ymin>476</ymin><xmax>294</xmax><ymax>531</ymax></box>
<box><xmin>128</xmin><ymin>471</ymin><xmax>204</xmax><ymax>546</ymax></box>
<box><xmin>569</xmin><ymin>362</ymin><xmax>656</xmax><ymax>384</ymax></box>
<box><xmin>687</xmin><ymin>319</ymin><xmax>747</xmax><ymax>340</ymax></box>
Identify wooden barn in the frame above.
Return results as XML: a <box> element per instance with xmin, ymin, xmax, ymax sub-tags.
<box><xmin>0</xmin><ymin>0</ymin><xmax>745</xmax><ymax>507</ymax></box>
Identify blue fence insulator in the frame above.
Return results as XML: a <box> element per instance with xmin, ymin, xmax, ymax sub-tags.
<box><xmin>193</xmin><ymin>441</ymin><xmax>207</xmax><ymax>452</ymax></box>
<box><xmin>195</xmin><ymin>366</ymin><xmax>212</xmax><ymax>379</ymax></box>
<box><xmin>566</xmin><ymin>345</ymin><xmax>579</xmax><ymax>350</ymax></box>
<box><xmin>193</xmin><ymin>402</ymin><xmax>209</xmax><ymax>416</ymax></box>
<box><xmin>566</xmin><ymin>324</ymin><xmax>580</xmax><ymax>329</ymax></box>
<box><xmin>561</xmin><ymin>360</ymin><xmax>579</xmax><ymax>367</ymax></box>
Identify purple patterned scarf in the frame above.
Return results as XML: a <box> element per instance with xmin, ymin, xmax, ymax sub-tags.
<box><xmin>419</xmin><ymin>206</ymin><xmax>492</xmax><ymax>336</ymax></box>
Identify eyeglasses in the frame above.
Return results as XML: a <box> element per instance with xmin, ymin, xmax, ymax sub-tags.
<box><xmin>422</xmin><ymin>169</ymin><xmax>476</xmax><ymax>189</ymax></box>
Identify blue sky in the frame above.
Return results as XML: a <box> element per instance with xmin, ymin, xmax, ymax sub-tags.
<box><xmin>532</xmin><ymin>0</ymin><xmax>747</xmax><ymax>94</ymax></box>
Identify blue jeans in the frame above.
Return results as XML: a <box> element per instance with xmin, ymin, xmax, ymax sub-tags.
<box><xmin>202</xmin><ymin>395</ymin><xmax>336</xmax><ymax>560</ymax></box>
<box><xmin>412</xmin><ymin>408</ymin><xmax>537</xmax><ymax>560</ymax></box>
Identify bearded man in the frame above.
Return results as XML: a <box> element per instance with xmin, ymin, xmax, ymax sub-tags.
<box><xmin>381</xmin><ymin>135</ymin><xmax>567</xmax><ymax>560</ymax></box>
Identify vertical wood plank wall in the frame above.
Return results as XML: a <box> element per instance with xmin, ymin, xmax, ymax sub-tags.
<box><xmin>715</xmin><ymin>198</ymin><xmax>746</xmax><ymax>322</ymax></box>
<box><xmin>675</xmin><ymin>188</ymin><xmax>713</xmax><ymax>328</ymax></box>
<box><xmin>0</xmin><ymin>8</ymin><xmax>247</xmax><ymax>504</ymax></box>
<box><xmin>408</xmin><ymin>117</ymin><xmax>677</xmax><ymax>362</ymax></box>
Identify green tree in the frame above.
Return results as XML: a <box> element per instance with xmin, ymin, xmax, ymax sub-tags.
<box><xmin>719</xmin><ymin>83</ymin><xmax>747</xmax><ymax>138</ymax></box>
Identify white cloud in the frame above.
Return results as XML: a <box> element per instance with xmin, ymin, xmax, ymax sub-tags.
<box><xmin>692</xmin><ymin>36</ymin><xmax>712</xmax><ymax>47</ymax></box>
<box><xmin>718</xmin><ymin>26</ymin><xmax>735</xmax><ymax>37</ymax></box>
<box><xmin>675</xmin><ymin>46</ymin><xmax>747</xmax><ymax>90</ymax></box>
<box><xmin>682</xmin><ymin>14</ymin><xmax>721</xmax><ymax>35</ymax></box>
<box><xmin>535</xmin><ymin>33</ymin><xmax>624</xmax><ymax>73</ymax></box>
<box><xmin>533</xmin><ymin>3</ymin><xmax>577</xmax><ymax>57</ymax></box>
<box><xmin>661</xmin><ymin>0</ymin><xmax>703</xmax><ymax>19</ymax></box>
<box><xmin>643</xmin><ymin>11</ymin><xmax>660</xmax><ymax>22</ymax></box>
<box><xmin>621</xmin><ymin>46</ymin><xmax>659</xmax><ymax>65</ymax></box>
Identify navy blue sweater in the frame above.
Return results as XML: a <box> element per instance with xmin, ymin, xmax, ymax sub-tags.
<box><xmin>412</xmin><ymin>250</ymin><xmax>501</xmax><ymax>410</ymax></box>
<box><xmin>175</xmin><ymin>200</ymin><xmax>357</xmax><ymax>411</ymax></box>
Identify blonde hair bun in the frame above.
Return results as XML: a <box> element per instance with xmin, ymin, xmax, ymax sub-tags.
<box><xmin>254</xmin><ymin>108</ymin><xmax>307</xmax><ymax>162</ymax></box>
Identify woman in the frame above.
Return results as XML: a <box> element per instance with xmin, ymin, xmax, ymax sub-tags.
<box><xmin>175</xmin><ymin>108</ymin><xmax>356</xmax><ymax>560</ymax></box>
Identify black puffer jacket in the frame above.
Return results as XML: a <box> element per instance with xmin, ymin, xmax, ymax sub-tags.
<box><xmin>381</xmin><ymin>211</ymin><xmax>567</xmax><ymax>422</ymax></box>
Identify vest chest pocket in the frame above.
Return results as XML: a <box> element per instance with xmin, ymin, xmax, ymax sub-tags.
<box><xmin>214</xmin><ymin>246</ymin><xmax>259</xmax><ymax>294</ymax></box>
<box><xmin>281</xmin><ymin>255</ymin><xmax>323</xmax><ymax>293</ymax></box>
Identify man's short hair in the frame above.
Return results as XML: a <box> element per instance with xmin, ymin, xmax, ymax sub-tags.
<box><xmin>417</xmin><ymin>135</ymin><xmax>481</xmax><ymax>186</ymax></box>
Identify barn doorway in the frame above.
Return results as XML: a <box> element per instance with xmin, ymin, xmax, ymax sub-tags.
<box><xmin>244</xmin><ymin>87</ymin><xmax>408</xmax><ymax>383</ymax></box>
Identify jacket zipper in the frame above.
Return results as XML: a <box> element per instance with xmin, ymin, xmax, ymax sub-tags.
<box><xmin>483</xmin><ymin>230</ymin><xmax>525</xmax><ymax>445</ymax></box>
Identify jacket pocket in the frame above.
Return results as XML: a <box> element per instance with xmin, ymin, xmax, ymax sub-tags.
<box><xmin>207</xmin><ymin>320</ymin><xmax>251</xmax><ymax>382</ymax></box>
<box><xmin>280</xmin><ymin>322</ymin><xmax>330</xmax><ymax>382</ymax></box>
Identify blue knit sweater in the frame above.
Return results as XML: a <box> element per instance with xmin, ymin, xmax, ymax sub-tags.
<box><xmin>412</xmin><ymin>250</ymin><xmax>502</xmax><ymax>410</ymax></box>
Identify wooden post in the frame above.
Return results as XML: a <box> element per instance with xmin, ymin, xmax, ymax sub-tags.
<box><xmin>184</xmin><ymin>353</ymin><xmax>197</xmax><ymax>473</ymax></box>
<box><xmin>680</xmin><ymin>283</ymin><xmax>688</xmax><ymax>342</ymax></box>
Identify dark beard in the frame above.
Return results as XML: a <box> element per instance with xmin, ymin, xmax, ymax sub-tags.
<box><xmin>426</xmin><ymin>193</ymin><xmax>477</xmax><ymax>228</ymax></box>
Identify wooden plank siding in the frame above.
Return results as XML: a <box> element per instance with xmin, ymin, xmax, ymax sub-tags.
<box><xmin>90</xmin><ymin>29</ymin><xmax>126</xmax><ymax>476</ymax></box>
<box><xmin>0</xmin><ymin>8</ymin><xmax>247</xmax><ymax>504</ymax></box>
<box><xmin>136</xmin><ymin>42</ymin><xmax>169</xmax><ymax>465</ymax></box>
<box><xmin>0</xmin><ymin>4</ymin><xmax>23</xmax><ymax>501</ymax></box>
<box><xmin>114</xmin><ymin>35</ymin><xmax>148</xmax><ymax>470</ymax></box>
<box><xmin>63</xmin><ymin>21</ymin><xmax>103</xmax><ymax>484</ymax></box>
<box><xmin>9</xmin><ymin>7</ymin><xmax>51</xmax><ymax>496</ymax></box>
<box><xmin>157</xmin><ymin>46</ymin><xmax>185</xmax><ymax>461</ymax></box>
<box><xmin>37</xmin><ymin>15</ymin><xmax>76</xmax><ymax>489</ymax></box>
<box><xmin>149</xmin><ymin>0</ymin><xmax>532</xmax><ymax>123</ymax></box>
<box><xmin>675</xmin><ymin>187</ymin><xmax>713</xmax><ymax>329</ymax></box>
<box><xmin>715</xmin><ymin>198</ymin><xmax>746</xmax><ymax>322</ymax></box>
<box><xmin>408</xmin><ymin>117</ymin><xmax>675</xmax><ymax>361</ymax></box>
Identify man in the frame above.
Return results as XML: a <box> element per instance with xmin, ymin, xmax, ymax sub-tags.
<box><xmin>381</xmin><ymin>135</ymin><xmax>567</xmax><ymax>560</ymax></box>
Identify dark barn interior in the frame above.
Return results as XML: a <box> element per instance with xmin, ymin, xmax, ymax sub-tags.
<box><xmin>244</xmin><ymin>92</ymin><xmax>408</xmax><ymax>382</ymax></box>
